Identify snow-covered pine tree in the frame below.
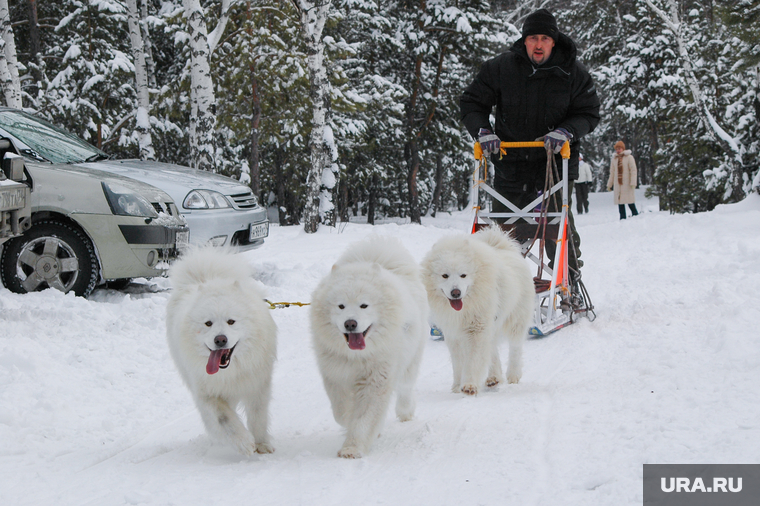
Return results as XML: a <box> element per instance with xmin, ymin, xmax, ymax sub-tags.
<box><xmin>717</xmin><ymin>0</ymin><xmax>760</xmax><ymax>194</ymax></box>
<box><xmin>9</xmin><ymin>0</ymin><xmax>54</xmax><ymax>101</ymax></box>
<box><xmin>563</xmin><ymin>0</ymin><xmax>756</xmax><ymax>211</ymax></box>
<box><xmin>364</xmin><ymin>0</ymin><xmax>506</xmax><ymax>223</ymax></box>
<box><xmin>212</xmin><ymin>0</ymin><xmax>312</xmax><ymax>224</ymax></box>
<box><xmin>645</xmin><ymin>0</ymin><xmax>745</xmax><ymax>203</ymax></box>
<box><xmin>36</xmin><ymin>0</ymin><xmax>138</xmax><ymax>151</ymax></box>
<box><xmin>327</xmin><ymin>0</ymin><xmax>407</xmax><ymax>223</ymax></box>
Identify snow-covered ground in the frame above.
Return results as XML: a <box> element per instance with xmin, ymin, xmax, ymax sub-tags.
<box><xmin>2</xmin><ymin>188</ymin><xmax>759</xmax><ymax>506</ymax></box>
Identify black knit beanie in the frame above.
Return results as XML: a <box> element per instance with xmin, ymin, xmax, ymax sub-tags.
<box><xmin>522</xmin><ymin>9</ymin><xmax>559</xmax><ymax>41</ymax></box>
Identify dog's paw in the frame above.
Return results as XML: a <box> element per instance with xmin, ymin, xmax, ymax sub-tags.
<box><xmin>397</xmin><ymin>413</ymin><xmax>413</xmax><ymax>422</ymax></box>
<box><xmin>255</xmin><ymin>442</ymin><xmax>275</xmax><ymax>454</ymax></box>
<box><xmin>450</xmin><ymin>383</ymin><xmax>461</xmax><ymax>394</ymax></box>
<box><xmin>232</xmin><ymin>439</ymin><xmax>258</xmax><ymax>457</ymax></box>
<box><xmin>461</xmin><ymin>384</ymin><xmax>478</xmax><ymax>396</ymax></box>
<box><xmin>338</xmin><ymin>446</ymin><xmax>363</xmax><ymax>459</ymax></box>
<box><xmin>507</xmin><ymin>374</ymin><xmax>521</xmax><ymax>384</ymax></box>
<box><xmin>486</xmin><ymin>376</ymin><xmax>502</xmax><ymax>388</ymax></box>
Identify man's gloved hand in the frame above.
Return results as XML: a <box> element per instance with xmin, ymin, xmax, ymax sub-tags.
<box><xmin>544</xmin><ymin>127</ymin><xmax>572</xmax><ymax>153</ymax></box>
<box><xmin>478</xmin><ymin>128</ymin><xmax>501</xmax><ymax>155</ymax></box>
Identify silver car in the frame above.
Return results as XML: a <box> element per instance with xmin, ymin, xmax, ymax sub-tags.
<box><xmin>0</xmin><ymin>111</ymin><xmax>189</xmax><ymax>297</ymax></box>
<box><xmin>0</xmin><ymin>108</ymin><xmax>269</xmax><ymax>251</ymax></box>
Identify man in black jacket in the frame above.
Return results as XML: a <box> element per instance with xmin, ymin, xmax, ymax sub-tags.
<box><xmin>460</xmin><ymin>8</ymin><xmax>600</xmax><ymax>275</ymax></box>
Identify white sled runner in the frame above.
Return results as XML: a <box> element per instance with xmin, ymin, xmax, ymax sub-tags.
<box><xmin>469</xmin><ymin>140</ymin><xmax>595</xmax><ymax>336</ymax></box>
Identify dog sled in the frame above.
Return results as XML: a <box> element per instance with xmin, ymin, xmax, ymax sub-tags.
<box><xmin>469</xmin><ymin>140</ymin><xmax>595</xmax><ymax>336</ymax></box>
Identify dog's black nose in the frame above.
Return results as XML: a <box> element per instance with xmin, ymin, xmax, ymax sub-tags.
<box><xmin>214</xmin><ymin>335</ymin><xmax>228</xmax><ymax>347</ymax></box>
<box><xmin>450</xmin><ymin>288</ymin><xmax>461</xmax><ymax>299</ymax></box>
<box><xmin>344</xmin><ymin>319</ymin><xmax>358</xmax><ymax>332</ymax></box>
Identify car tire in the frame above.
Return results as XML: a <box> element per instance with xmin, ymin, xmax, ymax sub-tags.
<box><xmin>0</xmin><ymin>220</ymin><xmax>99</xmax><ymax>297</ymax></box>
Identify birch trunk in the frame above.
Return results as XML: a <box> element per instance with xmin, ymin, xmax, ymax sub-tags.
<box><xmin>0</xmin><ymin>0</ymin><xmax>22</xmax><ymax>108</ymax></box>
<box><xmin>645</xmin><ymin>0</ymin><xmax>745</xmax><ymax>201</ymax></box>
<box><xmin>294</xmin><ymin>0</ymin><xmax>336</xmax><ymax>233</ymax></box>
<box><xmin>126</xmin><ymin>0</ymin><xmax>155</xmax><ymax>160</ymax></box>
<box><xmin>248</xmin><ymin>67</ymin><xmax>261</xmax><ymax>196</ymax></box>
<box><xmin>184</xmin><ymin>0</ymin><xmax>217</xmax><ymax>171</ymax></box>
<box><xmin>207</xmin><ymin>0</ymin><xmax>234</xmax><ymax>56</ymax></box>
<box><xmin>139</xmin><ymin>0</ymin><xmax>157</xmax><ymax>89</ymax></box>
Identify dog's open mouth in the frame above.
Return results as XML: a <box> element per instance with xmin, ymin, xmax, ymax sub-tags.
<box><xmin>344</xmin><ymin>326</ymin><xmax>371</xmax><ymax>351</ymax></box>
<box><xmin>449</xmin><ymin>298</ymin><xmax>463</xmax><ymax>311</ymax></box>
<box><xmin>206</xmin><ymin>344</ymin><xmax>237</xmax><ymax>375</ymax></box>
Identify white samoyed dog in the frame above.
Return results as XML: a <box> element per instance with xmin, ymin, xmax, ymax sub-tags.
<box><xmin>166</xmin><ymin>247</ymin><xmax>277</xmax><ymax>456</ymax></box>
<box><xmin>421</xmin><ymin>225</ymin><xmax>534</xmax><ymax>396</ymax></box>
<box><xmin>310</xmin><ymin>235</ymin><xmax>428</xmax><ymax>459</ymax></box>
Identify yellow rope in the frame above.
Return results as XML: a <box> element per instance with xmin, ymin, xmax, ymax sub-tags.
<box><xmin>265</xmin><ymin>299</ymin><xmax>311</xmax><ymax>310</ymax></box>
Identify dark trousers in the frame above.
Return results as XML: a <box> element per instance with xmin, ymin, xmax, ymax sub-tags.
<box><xmin>575</xmin><ymin>182</ymin><xmax>590</xmax><ymax>214</ymax></box>
<box><xmin>492</xmin><ymin>180</ymin><xmax>582</xmax><ymax>273</ymax></box>
<box><xmin>618</xmin><ymin>204</ymin><xmax>638</xmax><ymax>219</ymax></box>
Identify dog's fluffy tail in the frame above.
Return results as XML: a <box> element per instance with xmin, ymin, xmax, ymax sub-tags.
<box><xmin>169</xmin><ymin>246</ymin><xmax>254</xmax><ymax>289</ymax></box>
<box><xmin>475</xmin><ymin>224</ymin><xmax>522</xmax><ymax>255</ymax></box>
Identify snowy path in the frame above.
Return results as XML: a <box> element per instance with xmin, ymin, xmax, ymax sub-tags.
<box><xmin>2</xmin><ymin>190</ymin><xmax>760</xmax><ymax>505</ymax></box>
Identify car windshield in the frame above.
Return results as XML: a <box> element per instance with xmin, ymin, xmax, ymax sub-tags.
<box><xmin>0</xmin><ymin>110</ymin><xmax>107</xmax><ymax>164</ymax></box>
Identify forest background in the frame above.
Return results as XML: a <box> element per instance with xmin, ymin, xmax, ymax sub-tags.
<box><xmin>1</xmin><ymin>0</ymin><xmax>758</xmax><ymax>229</ymax></box>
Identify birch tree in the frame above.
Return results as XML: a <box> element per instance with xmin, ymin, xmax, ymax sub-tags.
<box><xmin>0</xmin><ymin>0</ymin><xmax>21</xmax><ymax>108</ymax></box>
<box><xmin>126</xmin><ymin>0</ymin><xmax>155</xmax><ymax>160</ymax></box>
<box><xmin>184</xmin><ymin>0</ymin><xmax>217</xmax><ymax>171</ymax></box>
<box><xmin>292</xmin><ymin>0</ymin><xmax>336</xmax><ymax>233</ymax></box>
<box><xmin>140</xmin><ymin>0</ymin><xmax>157</xmax><ymax>88</ymax></box>
<box><xmin>645</xmin><ymin>0</ymin><xmax>746</xmax><ymax>201</ymax></box>
<box><xmin>180</xmin><ymin>0</ymin><xmax>236</xmax><ymax>171</ymax></box>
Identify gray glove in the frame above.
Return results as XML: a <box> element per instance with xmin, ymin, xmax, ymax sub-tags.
<box><xmin>544</xmin><ymin>127</ymin><xmax>572</xmax><ymax>153</ymax></box>
<box><xmin>478</xmin><ymin>128</ymin><xmax>501</xmax><ymax>155</ymax></box>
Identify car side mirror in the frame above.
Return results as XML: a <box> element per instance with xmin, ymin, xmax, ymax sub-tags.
<box><xmin>3</xmin><ymin>152</ymin><xmax>25</xmax><ymax>181</ymax></box>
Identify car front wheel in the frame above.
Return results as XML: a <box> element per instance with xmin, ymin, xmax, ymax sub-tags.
<box><xmin>0</xmin><ymin>220</ymin><xmax>99</xmax><ymax>297</ymax></box>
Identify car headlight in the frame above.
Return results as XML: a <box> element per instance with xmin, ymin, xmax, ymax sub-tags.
<box><xmin>102</xmin><ymin>182</ymin><xmax>159</xmax><ymax>218</ymax></box>
<box><xmin>183</xmin><ymin>190</ymin><xmax>232</xmax><ymax>209</ymax></box>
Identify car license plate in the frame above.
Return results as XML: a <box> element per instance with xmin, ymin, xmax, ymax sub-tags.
<box><xmin>249</xmin><ymin>222</ymin><xmax>269</xmax><ymax>241</ymax></box>
<box><xmin>0</xmin><ymin>186</ymin><xmax>26</xmax><ymax>212</ymax></box>
<box><xmin>176</xmin><ymin>230</ymin><xmax>190</xmax><ymax>247</ymax></box>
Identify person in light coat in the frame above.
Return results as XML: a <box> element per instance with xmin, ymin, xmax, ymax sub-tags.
<box><xmin>607</xmin><ymin>140</ymin><xmax>638</xmax><ymax>219</ymax></box>
<box><xmin>575</xmin><ymin>154</ymin><xmax>592</xmax><ymax>214</ymax></box>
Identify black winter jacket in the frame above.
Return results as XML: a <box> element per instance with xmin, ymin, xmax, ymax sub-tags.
<box><xmin>460</xmin><ymin>34</ymin><xmax>600</xmax><ymax>192</ymax></box>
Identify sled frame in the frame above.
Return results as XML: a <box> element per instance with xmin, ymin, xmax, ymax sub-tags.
<box><xmin>470</xmin><ymin>141</ymin><xmax>573</xmax><ymax>336</ymax></box>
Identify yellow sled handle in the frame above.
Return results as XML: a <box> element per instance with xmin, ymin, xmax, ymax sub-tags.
<box><xmin>474</xmin><ymin>140</ymin><xmax>570</xmax><ymax>160</ymax></box>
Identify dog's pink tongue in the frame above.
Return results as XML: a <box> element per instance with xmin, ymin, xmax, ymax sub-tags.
<box><xmin>449</xmin><ymin>298</ymin><xmax>463</xmax><ymax>311</ymax></box>
<box><xmin>207</xmin><ymin>349</ymin><xmax>224</xmax><ymax>375</ymax></box>
<box><xmin>347</xmin><ymin>333</ymin><xmax>366</xmax><ymax>350</ymax></box>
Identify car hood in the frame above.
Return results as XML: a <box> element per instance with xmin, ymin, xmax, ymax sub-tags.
<box><xmin>24</xmin><ymin>161</ymin><xmax>186</xmax><ymax>225</ymax></box>
<box><xmin>79</xmin><ymin>160</ymin><xmax>251</xmax><ymax>202</ymax></box>
<box><xmin>27</xmin><ymin>161</ymin><xmax>177</xmax><ymax>205</ymax></box>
